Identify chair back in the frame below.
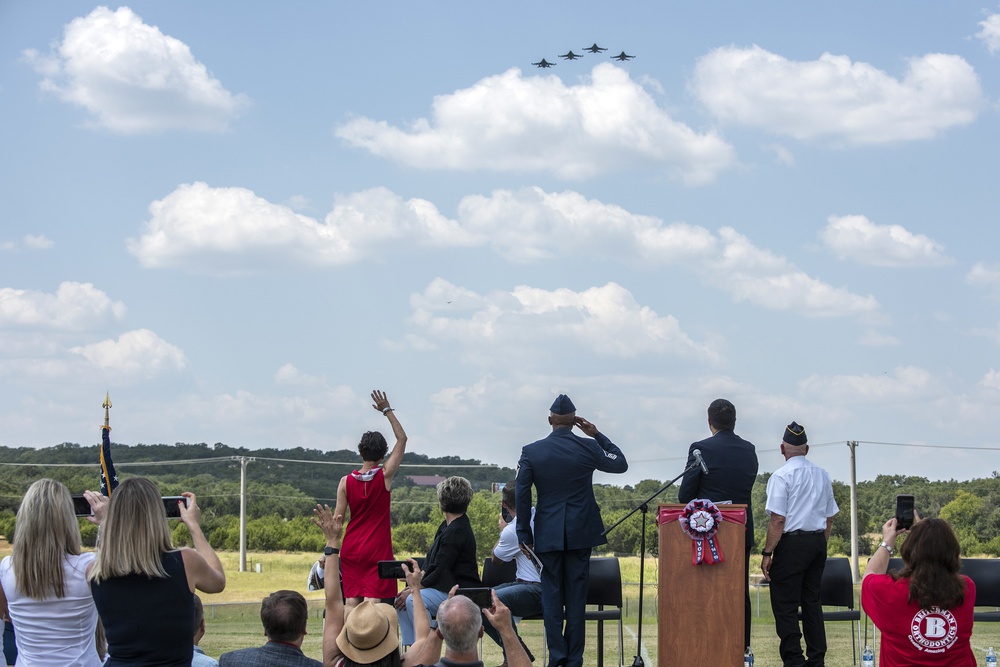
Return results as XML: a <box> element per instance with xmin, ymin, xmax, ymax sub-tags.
<box><xmin>820</xmin><ymin>557</ymin><xmax>855</xmax><ymax>609</ymax></box>
<box><xmin>481</xmin><ymin>557</ymin><xmax>517</xmax><ymax>588</ymax></box>
<box><xmin>960</xmin><ymin>558</ymin><xmax>1000</xmax><ymax>608</ymax></box>
<box><xmin>586</xmin><ymin>557</ymin><xmax>623</xmax><ymax>607</ymax></box>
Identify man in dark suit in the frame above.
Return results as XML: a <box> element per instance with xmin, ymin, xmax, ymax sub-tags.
<box><xmin>516</xmin><ymin>394</ymin><xmax>628</xmax><ymax>667</ymax></box>
<box><xmin>677</xmin><ymin>398</ymin><xmax>759</xmax><ymax>650</ymax></box>
<box><xmin>219</xmin><ymin>590</ymin><xmax>321</xmax><ymax>667</ymax></box>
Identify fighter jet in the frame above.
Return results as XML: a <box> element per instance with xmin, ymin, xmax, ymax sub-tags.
<box><xmin>559</xmin><ymin>51</ymin><xmax>583</xmax><ymax>60</ymax></box>
<box><xmin>611</xmin><ymin>51</ymin><xmax>635</xmax><ymax>61</ymax></box>
<box><xmin>532</xmin><ymin>59</ymin><xmax>556</xmax><ymax>68</ymax></box>
<box><xmin>583</xmin><ymin>43</ymin><xmax>608</xmax><ymax>53</ymax></box>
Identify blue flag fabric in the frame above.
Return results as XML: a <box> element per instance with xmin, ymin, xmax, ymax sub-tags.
<box><xmin>100</xmin><ymin>427</ymin><xmax>119</xmax><ymax>496</ymax></box>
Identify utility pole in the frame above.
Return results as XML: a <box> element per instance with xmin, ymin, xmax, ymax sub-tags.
<box><xmin>847</xmin><ymin>441</ymin><xmax>859</xmax><ymax>582</ymax></box>
<box><xmin>239</xmin><ymin>457</ymin><xmax>253</xmax><ymax>572</ymax></box>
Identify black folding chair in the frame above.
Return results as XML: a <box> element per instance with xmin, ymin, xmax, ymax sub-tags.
<box><xmin>480</xmin><ymin>557</ymin><xmax>546</xmax><ymax>663</ymax></box>
<box><xmin>798</xmin><ymin>557</ymin><xmax>861</xmax><ymax>665</ymax></box>
<box><xmin>586</xmin><ymin>557</ymin><xmax>624</xmax><ymax>667</ymax></box>
<box><xmin>960</xmin><ymin>558</ymin><xmax>1000</xmax><ymax>622</ymax></box>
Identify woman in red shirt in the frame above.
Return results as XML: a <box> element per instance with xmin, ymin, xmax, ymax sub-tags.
<box><xmin>862</xmin><ymin>516</ymin><xmax>976</xmax><ymax>667</ymax></box>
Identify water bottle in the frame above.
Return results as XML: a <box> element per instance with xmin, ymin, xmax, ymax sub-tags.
<box><xmin>743</xmin><ymin>646</ymin><xmax>754</xmax><ymax>667</ymax></box>
<box><xmin>862</xmin><ymin>644</ymin><xmax>874</xmax><ymax>667</ymax></box>
<box><xmin>987</xmin><ymin>646</ymin><xmax>997</xmax><ymax>667</ymax></box>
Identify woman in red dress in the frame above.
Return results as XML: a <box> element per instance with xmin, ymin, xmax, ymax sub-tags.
<box><xmin>335</xmin><ymin>390</ymin><xmax>408</xmax><ymax>614</ymax></box>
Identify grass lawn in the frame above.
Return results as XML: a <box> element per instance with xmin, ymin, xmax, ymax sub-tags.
<box><xmin>3</xmin><ymin>543</ymin><xmax>998</xmax><ymax>666</ymax></box>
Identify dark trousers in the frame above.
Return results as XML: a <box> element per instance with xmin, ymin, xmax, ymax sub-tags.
<box><xmin>768</xmin><ymin>533</ymin><xmax>827</xmax><ymax>667</ymax></box>
<box><xmin>538</xmin><ymin>548</ymin><xmax>591</xmax><ymax>667</ymax></box>
<box><xmin>482</xmin><ymin>581</ymin><xmax>543</xmax><ymax>660</ymax></box>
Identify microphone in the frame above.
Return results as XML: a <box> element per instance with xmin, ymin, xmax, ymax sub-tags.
<box><xmin>692</xmin><ymin>449</ymin><xmax>709</xmax><ymax>474</ymax></box>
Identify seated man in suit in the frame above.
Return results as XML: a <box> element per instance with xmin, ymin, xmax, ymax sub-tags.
<box><xmin>219</xmin><ymin>590</ymin><xmax>321</xmax><ymax>667</ymax></box>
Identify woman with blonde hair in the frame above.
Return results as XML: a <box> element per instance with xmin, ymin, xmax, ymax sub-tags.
<box><xmin>88</xmin><ymin>477</ymin><xmax>225</xmax><ymax>666</ymax></box>
<box><xmin>0</xmin><ymin>478</ymin><xmax>104</xmax><ymax>666</ymax></box>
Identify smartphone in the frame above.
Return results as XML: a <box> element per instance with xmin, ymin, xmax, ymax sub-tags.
<box><xmin>71</xmin><ymin>495</ymin><xmax>93</xmax><ymax>517</ymax></box>
<box><xmin>895</xmin><ymin>494</ymin><xmax>915</xmax><ymax>530</ymax></box>
<box><xmin>162</xmin><ymin>496</ymin><xmax>188</xmax><ymax>519</ymax></box>
<box><xmin>456</xmin><ymin>587</ymin><xmax>493</xmax><ymax>609</ymax></box>
<box><xmin>377</xmin><ymin>560</ymin><xmax>410</xmax><ymax>579</ymax></box>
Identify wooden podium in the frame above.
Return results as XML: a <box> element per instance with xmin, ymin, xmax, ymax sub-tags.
<box><xmin>657</xmin><ymin>503</ymin><xmax>747</xmax><ymax>666</ymax></box>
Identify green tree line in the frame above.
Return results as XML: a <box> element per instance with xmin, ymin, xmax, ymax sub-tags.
<box><xmin>1</xmin><ymin>444</ymin><xmax>999</xmax><ymax>558</ymax></box>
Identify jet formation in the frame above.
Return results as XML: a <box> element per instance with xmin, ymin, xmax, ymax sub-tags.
<box><xmin>532</xmin><ymin>43</ymin><xmax>634</xmax><ymax>67</ymax></box>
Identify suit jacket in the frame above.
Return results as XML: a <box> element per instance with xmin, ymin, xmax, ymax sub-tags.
<box><xmin>515</xmin><ymin>427</ymin><xmax>627</xmax><ymax>553</ymax></box>
<box><xmin>219</xmin><ymin>642</ymin><xmax>322</xmax><ymax>667</ymax></box>
<box><xmin>677</xmin><ymin>430</ymin><xmax>759</xmax><ymax>536</ymax></box>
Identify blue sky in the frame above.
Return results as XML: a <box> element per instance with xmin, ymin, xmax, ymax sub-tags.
<box><xmin>1</xmin><ymin>2</ymin><xmax>999</xmax><ymax>486</ymax></box>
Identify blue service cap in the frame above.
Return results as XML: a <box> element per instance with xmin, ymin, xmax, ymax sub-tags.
<box><xmin>550</xmin><ymin>394</ymin><xmax>576</xmax><ymax>415</ymax></box>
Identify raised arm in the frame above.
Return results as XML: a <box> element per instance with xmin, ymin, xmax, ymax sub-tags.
<box><xmin>372</xmin><ymin>390</ymin><xmax>408</xmax><ymax>487</ymax></box>
<box><xmin>313</xmin><ymin>504</ymin><xmax>345</xmax><ymax>667</ymax></box>
<box><xmin>179</xmin><ymin>492</ymin><xmax>226</xmax><ymax>594</ymax></box>
<box><xmin>401</xmin><ymin>559</ymin><xmax>438</xmax><ymax>667</ymax></box>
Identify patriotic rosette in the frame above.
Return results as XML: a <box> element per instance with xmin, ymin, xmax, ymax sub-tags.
<box><xmin>678</xmin><ymin>499</ymin><xmax>725</xmax><ymax>565</ymax></box>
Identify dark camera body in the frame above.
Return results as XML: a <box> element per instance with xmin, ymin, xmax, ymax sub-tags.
<box><xmin>895</xmin><ymin>494</ymin><xmax>915</xmax><ymax>530</ymax></box>
<box><xmin>71</xmin><ymin>495</ymin><xmax>93</xmax><ymax>517</ymax></box>
<box><xmin>456</xmin><ymin>587</ymin><xmax>493</xmax><ymax>609</ymax></box>
<box><xmin>162</xmin><ymin>496</ymin><xmax>188</xmax><ymax>519</ymax></box>
<box><xmin>377</xmin><ymin>560</ymin><xmax>410</xmax><ymax>579</ymax></box>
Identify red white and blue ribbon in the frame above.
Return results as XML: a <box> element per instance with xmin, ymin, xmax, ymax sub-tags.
<box><xmin>678</xmin><ymin>499</ymin><xmax>725</xmax><ymax>565</ymax></box>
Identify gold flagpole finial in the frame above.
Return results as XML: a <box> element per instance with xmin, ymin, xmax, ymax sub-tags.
<box><xmin>102</xmin><ymin>391</ymin><xmax>112</xmax><ymax>431</ymax></box>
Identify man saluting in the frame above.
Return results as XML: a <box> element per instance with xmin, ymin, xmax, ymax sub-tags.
<box><xmin>515</xmin><ymin>394</ymin><xmax>628</xmax><ymax>667</ymax></box>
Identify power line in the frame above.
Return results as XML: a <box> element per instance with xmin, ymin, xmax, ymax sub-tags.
<box><xmin>0</xmin><ymin>455</ymin><xmax>503</xmax><ymax>469</ymax></box>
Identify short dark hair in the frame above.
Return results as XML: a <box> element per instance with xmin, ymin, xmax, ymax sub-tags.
<box><xmin>193</xmin><ymin>593</ymin><xmax>205</xmax><ymax>630</ymax></box>
<box><xmin>501</xmin><ymin>481</ymin><xmax>515</xmax><ymax>508</ymax></box>
<box><xmin>707</xmin><ymin>399</ymin><xmax>736</xmax><ymax>431</ymax></box>
<box><xmin>358</xmin><ymin>431</ymin><xmax>388</xmax><ymax>462</ymax></box>
<box><xmin>260</xmin><ymin>590</ymin><xmax>308</xmax><ymax>642</ymax></box>
<box><xmin>345</xmin><ymin>652</ymin><xmax>402</xmax><ymax>667</ymax></box>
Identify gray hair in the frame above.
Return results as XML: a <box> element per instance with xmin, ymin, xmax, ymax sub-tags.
<box><xmin>436</xmin><ymin>476</ymin><xmax>473</xmax><ymax>514</ymax></box>
<box><xmin>436</xmin><ymin>595</ymin><xmax>482</xmax><ymax>652</ymax></box>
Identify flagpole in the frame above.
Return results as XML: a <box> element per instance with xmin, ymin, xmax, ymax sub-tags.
<box><xmin>103</xmin><ymin>392</ymin><xmax>112</xmax><ymax>431</ymax></box>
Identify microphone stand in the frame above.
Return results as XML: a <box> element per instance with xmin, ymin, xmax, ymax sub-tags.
<box><xmin>602</xmin><ymin>460</ymin><xmax>700</xmax><ymax>667</ymax></box>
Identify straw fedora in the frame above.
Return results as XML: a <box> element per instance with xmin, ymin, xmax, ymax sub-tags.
<box><xmin>337</xmin><ymin>601</ymin><xmax>400</xmax><ymax>663</ymax></box>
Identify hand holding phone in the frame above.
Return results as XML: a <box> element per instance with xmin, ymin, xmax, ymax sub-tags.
<box><xmin>378</xmin><ymin>560</ymin><xmax>410</xmax><ymax>579</ymax></box>
<box><xmin>456</xmin><ymin>587</ymin><xmax>493</xmax><ymax>609</ymax></box>
<box><xmin>895</xmin><ymin>494</ymin><xmax>915</xmax><ymax>530</ymax></box>
<box><xmin>162</xmin><ymin>496</ymin><xmax>189</xmax><ymax>519</ymax></box>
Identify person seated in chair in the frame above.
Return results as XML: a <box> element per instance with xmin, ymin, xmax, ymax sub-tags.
<box><xmin>219</xmin><ymin>590</ymin><xmax>320</xmax><ymax>667</ymax></box>
<box><xmin>482</xmin><ymin>482</ymin><xmax>540</xmax><ymax>666</ymax></box>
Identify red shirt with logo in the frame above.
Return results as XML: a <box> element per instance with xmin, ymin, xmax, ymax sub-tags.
<box><xmin>862</xmin><ymin>573</ymin><xmax>976</xmax><ymax>667</ymax></box>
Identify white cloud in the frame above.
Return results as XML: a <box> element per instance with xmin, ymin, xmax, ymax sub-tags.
<box><xmin>977</xmin><ymin>13</ymin><xmax>1000</xmax><ymax>54</ymax></box>
<box><xmin>336</xmin><ymin>63</ymin><xmax>735</xmax><ymax>185</ymax></box>
<box><xmin>407</xmin><ymin>279</ymin><xmax>720</xmax><ymax>362</ymax></box>
<box><xmin>68</xmin><ymin>329</ymin><xmax>186</xmax><ymax>376</ymax></box>
<box><xmin>693</xmin><ymin>45</ymin><xmax>984</xmax><ymax>144</ymax></box>
<box><xmin>0</xmin><ymin>282</ymin><xmax>126</xmax><ymax>330</ymax></box>
<box><xmin>799</xmin><ymin>366</ymin><xmax>933</xmax><ymax>402</ymax></box>
<box><xmin>967</xmin><ymin>262</ymin><xmax>1000</xmax><ymax>290</ymax></box>
<box><xmin>859</xmin><ymin>329</ymin><xmax>900</xmax><ymax>347</ymax></box>
<box><xmin>127</xmin><ymin>182</ymin><xmax>477</xmax><ymax>271</ymax></box>
<box><xmin>982</xmin><ymin>370</ymin><xmax>1000</xmax><ymax>390</ymax></box>
<box><xmin>130</xmin><ymin>183</ymin><xmax>877</xmax><ymax>318</ymax></box>
<box><xmin>274</xmin><ymin>363</ymin><xmax>328</xmax><ymax>389</ymax></box>
<box><xmin>819</xmin><ymin>214</ymin><xmax>951</xmax><ymax>267</ymax></box>
<box><xmin>22</xmin><ymin>234</ymin><xmax>54</xmax><ymax>249</ymax></box>
<box><xmin>21</xmin><ymin>6</ymin><xmax>247</xmax><ymax>134</ymax></box>
<box><xmin>972</xmin><ymin>323</ymin><xmax>1000</xmax><ymax>345</ymax></box>
<box><xmin>706</xmin><ymin>228</ymin><xmax>880</xmax><ymax>317</ymax></box>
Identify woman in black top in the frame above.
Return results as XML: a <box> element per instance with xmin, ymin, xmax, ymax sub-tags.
<box><xmin>394</xmin><ymin>476</ymin><xmax>480</xmax><ymax>645</ymax></box>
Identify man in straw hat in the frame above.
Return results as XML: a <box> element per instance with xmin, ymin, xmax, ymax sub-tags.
<box><xmin>760</xmin><ymin>422</ymin><xmax>839</xmax><ymax>667</ymax></box>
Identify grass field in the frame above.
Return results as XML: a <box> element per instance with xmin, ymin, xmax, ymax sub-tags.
<box><xmin>4</xmin><ymin>544</ymin><xmax>999</xmax><ymax>665</ymax></box>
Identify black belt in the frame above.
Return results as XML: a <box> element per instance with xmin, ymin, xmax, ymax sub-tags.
<box><xmin>515</xmin><ymin>578</ymin><xmax>541</xmax><ymax>584</ymax></box>
<box><xmin>784</xmin><ymin>529</ymin><xmax>824</xmax><ymax>536</ymax></box>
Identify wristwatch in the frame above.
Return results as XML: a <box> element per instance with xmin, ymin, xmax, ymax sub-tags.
<box><xmin>879</xmin><ymin>541</ymin><xmax>894</xmax><ymax>556</ymax></box>
<box><xmin>761</xmin><ymin>549</ymin><xmax>773</xmax><ymax>558</ymax></box>
<box><xmin>323</xmin><ymin>546</ymin><xmax>340</xmax><ymax>556</ymax></box>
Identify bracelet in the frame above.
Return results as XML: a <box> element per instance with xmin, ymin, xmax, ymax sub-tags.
<box><xmin>879</xmin><ymin>541</ymin><xmax>894</xmax><ymax>556</ymax></box>
<box><xmin>382</xmin><ymin>407</ymin><xmax>393</xmax><ymax>415</ymax></box>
